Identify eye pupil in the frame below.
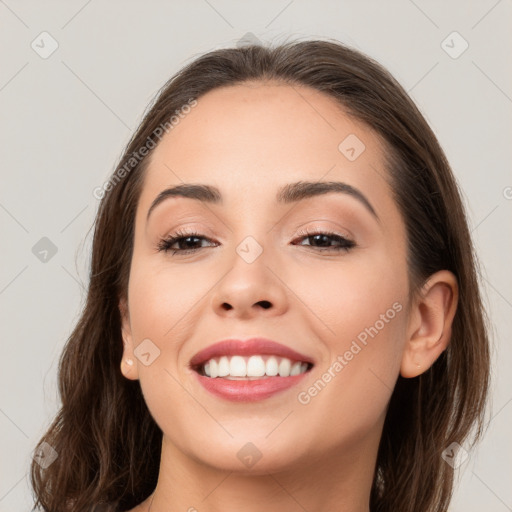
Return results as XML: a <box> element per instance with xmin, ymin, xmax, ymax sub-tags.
<box><xmin>311</xmin><ymin>234</ymin><xmax>330</xmax><ymax>247</ymax></box>
<box><xmin>182</xmin><ymin>236</ymin><xmax>200</xmax><ymax>248</ymax></box>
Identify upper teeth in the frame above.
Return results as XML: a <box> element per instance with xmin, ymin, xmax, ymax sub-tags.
<box><xmin>202</xmin><ymin>355</ymin><xmax>309</xmax><ymax>378</ymax></box>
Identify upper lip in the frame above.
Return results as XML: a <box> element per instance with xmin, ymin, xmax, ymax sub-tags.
<box><xmin>189</xmin><ymin>337</ymin><xmax>316</xmax><ymax>368</ymax></box>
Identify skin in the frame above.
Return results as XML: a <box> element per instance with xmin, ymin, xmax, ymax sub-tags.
<box><xmin>119</xmin><ymin>82</ymin><xmax>458</xmax><ymax>512</ymax></box>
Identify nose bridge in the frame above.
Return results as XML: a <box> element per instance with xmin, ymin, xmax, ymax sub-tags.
<box><xmin>235</xmin><ymin>233</ymin><xmax>266</xmax><ymax>265</ymax></box>
<box><xmin>229</xmin><ymin>209</ymin><xmax>285</xmax><ymax>275</ymax></box>
<box><xmin>227</xmin><ymin>203</ymin><xmax>275</xmax><ymax>264</ymax></box>
<box><xmin>228</xmin><ymin>230</ymin><xmax>272</xmax><ymax>291</ymax></box>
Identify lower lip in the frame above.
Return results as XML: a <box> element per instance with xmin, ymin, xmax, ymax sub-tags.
<box><xmin>193</xmin><ymin>371</ymin><xmax>311</xmax><ymax>402</ymax></box>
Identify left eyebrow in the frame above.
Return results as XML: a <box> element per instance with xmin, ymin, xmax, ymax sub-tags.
<box><xmin>276</xmin><ymin>180</ymin><xmax>379</xmax><ymax>221</ymax></box>
<box><xmin>146</xmin><ymin>180</ymin><xmax>379</xmax><ymax>222</ymax></box>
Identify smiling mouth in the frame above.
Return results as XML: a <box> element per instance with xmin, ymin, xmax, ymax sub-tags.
<box><xmin>192</xmin><ymin>354</ymin><xmax>314</xmax><ymax>379</ymax></box>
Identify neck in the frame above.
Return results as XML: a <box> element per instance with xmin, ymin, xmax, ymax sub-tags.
<box><xmin>145</xmin><ymin>431</ymin><xmax>379</xmax><ymax>512</ymax></box>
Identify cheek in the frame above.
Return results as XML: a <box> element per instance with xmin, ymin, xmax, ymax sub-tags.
<box><xmin>127</xmin><ymin>255</ymin><xmax>209</xmax><ymax>340</ymax></box>
<box><xmin>294</xmin><ymin>298</ymin><xmax>407</xmax><ymax>453</ymax></box>
<box><xmin>290</xmin><ymin>250</ymin><xmax>408</xmax><ymax>413</ymax></box>
<box><xmin>293</xmin><ymin>252</ymin><xmax>408</xmax><ymax>434</ymax></box>
<box><xmin>289</xmin><ymin>249</ymin><xmax>408</xmax><ymax>342</ymax></box>
<box><xmin>126</xmin><ymin>257</ymin><xmax>208</xmax><ymax>437</ymax></box>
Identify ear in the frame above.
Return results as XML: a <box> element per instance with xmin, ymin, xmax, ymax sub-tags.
<box><xmin>400</xmin><ymin>270</ymin><xmax>458</xmax><ymax>378</ymax></box>
<box><xmin>119</xmin><ymin>296</ymin><xmax>140</xmax><ymax>381</ymax></box>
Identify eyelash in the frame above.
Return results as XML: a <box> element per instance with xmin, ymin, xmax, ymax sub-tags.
<box><xmin>156</xmin><ymin>228</ymin><xmax>356</xmax><ymax>256</ymax></box>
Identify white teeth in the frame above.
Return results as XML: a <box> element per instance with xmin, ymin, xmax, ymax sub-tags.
<box><xmin>200</xmin><ymin>355</ymin><xmax>311</xmax><ymax>378</ymax></box>
<box><xmin>266</xmin><ymin>356</ymin><xmax>279</xmax><ymax>376</ymax></box>
<box><xmin>210</xmin><ymin>359</ymin><xmax>218</xmax><ymax>378</ymax></box>
<box><xmin>218</xmin><ymin>356</ymin><xmax>230</xmax><ymax>377</ymax></box>
<box><xmin>247</xmin><ymin>355</ymin><xmax>266</xmax><ymax>377</ymax></box>
<box><xmin>278</xmin><ymin>358</ymin><xmax>291</xmax><ymax>376</ymax></box>
<box><xmin>230</xmin><ymin>355</ymin><xmax>246</xmax><ymax>377</ymax></box>
<box><xmin>290</xmin><ymin>361</ymin><xmax>302</xmax><ymax>376</ymax></box>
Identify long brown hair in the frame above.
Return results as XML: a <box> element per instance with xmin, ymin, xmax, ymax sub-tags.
<box><xmin>30</xmin><ymin>38</ymin><xmax>491</xmax><ymax>512</ymax></box>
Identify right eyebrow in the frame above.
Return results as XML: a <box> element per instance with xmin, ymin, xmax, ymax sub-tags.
<box><xmin>146</xmin><ymin>184</ymin><xmax>222</xmax><ymax>222</ymax></box>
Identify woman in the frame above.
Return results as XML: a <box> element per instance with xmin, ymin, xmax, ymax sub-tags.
<box><xmin>30</xmin><ymin>39</ymin><xmax>490</xmax><ymax>512</ymax></box>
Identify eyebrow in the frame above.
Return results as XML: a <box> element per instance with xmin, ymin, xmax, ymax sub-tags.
<box><xmin>146</xmin><ymin>180</ymin><xmax>379</xmax><ymax>222</ymax></box>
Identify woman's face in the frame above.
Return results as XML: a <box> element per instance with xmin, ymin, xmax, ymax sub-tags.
<box><xmin>121</xmin><ymin>82</ymin><xmax>410</xmax><ymax>473</ymax></box>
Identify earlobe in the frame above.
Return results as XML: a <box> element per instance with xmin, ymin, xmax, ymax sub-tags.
<box><xmin>118</xmin><ymin>297</ymin><xmax>140</xmax><ymax>381</ymax></box>
<box><xmin>400</xmin><ymin>270</ymin><xmax>458</xmax><ymax>378</ymax></box>
<box><xmin>120</xmin><ymin>355</ymin><xmax>139</xmax><ymax>380</ymax></box>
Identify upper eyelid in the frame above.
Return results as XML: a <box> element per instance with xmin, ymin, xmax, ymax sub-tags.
<box><xmin>163</xmin><ymin>219</ymin><xmax>355</xmax><ymax>236</ymax></box>
<box><xmin>295</xmin><ymin>226</ymin><xmax>353</xmax><ymax>239</ymax></box>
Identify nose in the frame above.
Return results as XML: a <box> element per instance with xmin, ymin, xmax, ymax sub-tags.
<box><xmin>209</xmin><ymin>245</ymin><xmax>289</xmax><ymax>320</ymax></box>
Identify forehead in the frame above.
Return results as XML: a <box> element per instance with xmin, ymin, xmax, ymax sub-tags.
<box><xmin>139</xmin><ymin>82</ymin><xmax>393</xmax><ymax>214</ymax></box>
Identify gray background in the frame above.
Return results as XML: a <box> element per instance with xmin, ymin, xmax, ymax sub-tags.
<box><xmin>1</xmin><ymin>1</ymin><xmax>511</xmax><ymax>510</ymax></box>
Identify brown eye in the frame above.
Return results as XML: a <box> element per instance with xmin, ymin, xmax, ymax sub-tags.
<box><xmin>293</xmin><ymin>230</ymin><xmax>355</xmax><ymax>252</ymax></box>
<box><xmin>157</xmin><ymin>230</ymin><xmax>217</xmax><ymax>255</ymax></box>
